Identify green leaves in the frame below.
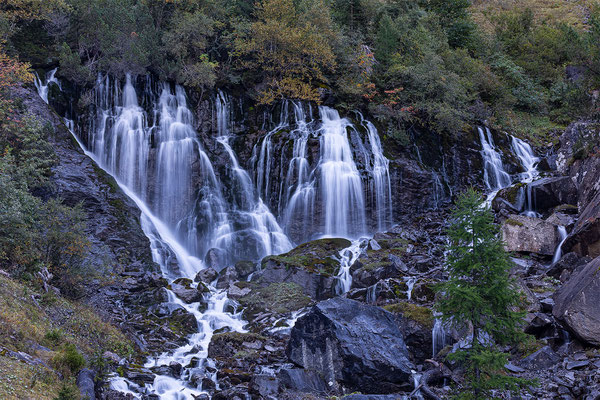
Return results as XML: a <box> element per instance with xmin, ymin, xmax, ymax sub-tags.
<box><xmin>436</xmin><ymin>188</ymin><xmax>533</xmax><ymax>398</ymax></box>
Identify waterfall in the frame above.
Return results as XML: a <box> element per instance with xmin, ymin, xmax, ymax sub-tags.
<box><xmin>432</xmin><ymin>318</ymin><xmax>447</xmax><ymax>357</ymax></box>
<box><xmin>34</xmin><ymin>68</ymin><xmax>61</xmax><ymax>104</ymax></box>
<box><xmin>405</xmin><ymin>276</ymin><xmax>417</xmax><ymax>300</ymax></box>
<box><xmin>552</xmin><ymin>226</ymin><xmax>568</xmax><ymax>264</ymax></box>
<box><xmin>280</xmin><ymin>102</ymin><xmax>316</xmax><ymax>242</ymax></box>
<box><xmin>319</xmin><ymin>107</ymin><xmax>367</xmax><ymax>237</ymax></box>
<box><xmin>478</xmin><ymin>127</ymin><xmax>511</xmax><ymax>192</ymax></box>
<box><xmin>359</xmin><ymin>115</ymin><xmax>393</xmax><ymax>231</ymax></box>
<box><xmin>35</xmin><ymin>69</ymin><xmax>398</xmax><ymax>399</ymax></box>
<box><xmin>215</xmin><ymin>92</ymin><xmax>293</xmax><ymax>260</ymax></box>
<box><xmin>335</xmin><ymin>238</ymin><xmax>368</xmax><ymax>294</ymax></box>
<box><xmin>511</xmin><ymin>135</ymin><xmax>539</xmax><ymax>182</ymax></box>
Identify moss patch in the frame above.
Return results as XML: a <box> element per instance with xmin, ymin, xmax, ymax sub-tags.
<box><xmin>238</xmin><ymin>282</ymin><xmax>312</xmax><ymax>320</ymax></box>
<box><xmin>262</xmin><ymin>238</ymin><xmax>351</xmax><ymax>276</ymax></box>
<box><xmin>383</xmin><ymin>302</ymin><xmax>434</xmax><ymax>329</ymax></box>
<box><xmin>505</xmin><ymin>218</ymin><xmax>524</xmax><ymax>227</ymax></box>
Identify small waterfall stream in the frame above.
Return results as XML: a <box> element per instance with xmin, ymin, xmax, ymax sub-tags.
<box><xmin>478</xmin><ymin>126</ymin><xmax>511</xmax><ymax>193</ymax></box>
<box><xmin>34</xmin><ymin>68</ymin><xmax>61</xmax><ymax>104</ymax></box>
<box><xmin>552</xmin><ymin>226</ymin><xmax>568</xmax><ymax>265</ymax></box>
<box><xmin>511</xmin><ymin>135</ymin><xmax>539</xmax><ymax>183</ymax></box>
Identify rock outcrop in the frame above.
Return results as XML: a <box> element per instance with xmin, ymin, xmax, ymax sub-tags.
<box><xmin>287</xmin><ymin>297</ymin><xmax>414</xmax><ymax>394</ymax></box>
<box><xmin>502</xmin><ymin>214</ymin><xmax>559</xmax><ymax>255</ymax></box>
<box><xmin>553</xmin><ymin>256</ymin><xmax>600</xmax><ymax>346</ymax></box>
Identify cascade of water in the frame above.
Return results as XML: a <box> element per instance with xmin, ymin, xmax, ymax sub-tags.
<box><xmin>366</xmin><ymin>283</ymin><xmax>378</xmax><ymax>304</ymax></box>
<box><xmin>431</xmin><ymin>172</ymin><xmax>445</xmax><ymax>209</ymax></box>
<box><xmin>511</xmin><ymin>136</ymin><xmax>539</xmax><ymax>182</ymax></box>
<box><xmin>215</xmin><ymin>92</ymin><xmax>293</xmax><ymax>260</ymax></box>
<box><xmin>522</xmin><ymin>183</ymin><xmax>540</xmax><ymax>218</ymax></box>
<box><xmin>552</xmin><ymin>226</ymin><xmax>568</xmax><ymax>265</ymax></box>
<box><xmin>319</xmin><ymin>107</ymin><xmax>367</xmax><ymax>237</ymax></box>
<box><xmin>479</xmin><ymin>127</ymin><xmax>511</xmax><ymax>192</ymax></box>
<box><xmin>34</xmin><ymin>68</ymin><xmax>61</xmax><ymax>104</ymax></box>
<box><xmin>281</xmin><ymin>103</ymin><xmax>317</xmax><ymax>242</ymax></box>
<box><xmin>335</xmin><ymin>238</ymin><xmax>368</xmax><ymax>295</ymax></box>
<box><xmin>432</xmin><ymin>318</ymin><xmax>447</xmax><ymax>357</ymax></box>
<box><xmin>405</xmin><ymin>276</ymin><xmax>417</xmax><ymax>300</ymax></box>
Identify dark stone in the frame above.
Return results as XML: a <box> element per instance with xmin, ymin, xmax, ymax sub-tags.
<box><xmin>170</xmin><ymin>279</ymin><xmax>204</xmax><ymax>303</ymax></box>
<box><xmin>249</xmin><ymin>375</ymin><xmax>279</xmax><ymax>398</ymax></box>
<box><xmin>76</xmin><ymin>369</ymin><xmax>96</xmax><ymax>400</ymax></box>
<box><xmin>277</xmin><ymin>368</ymin><xmax>328</xmax><ymax>394</ymax></box>
<box><xmin>547</xmin><ymin>252</ymin><xmax>589</xmax><ymax>279</ymax></box>
<box><xmin>564</xmin><ymin>191</ymin><xmax>600</xmax><ymax>258</ymax></box>
<box><xmin>125</xmin><ymin>367</ymin><xmax>155</xmax><ymax>384</ymax></box>
<box><xmin>195</xmin><ymin>267</ymin><xmax>218</xmax><ymax>284</ymax></box>
<box><xmin>287</xmin><ymin>297</ymin><xmax>414</xmax><ymax>394</ymax></box>
<box><xmin>519</xmin><ymin>346</ymin><xmax>560</xmax><ymax>370</ymax></box>
<box><xmin>554</xmin><ymin>256</ymin><xmax>600</xmax><ymax>346</ymax></box>
<box><xmin>566</xmin><ymin>360</ymin><xmax>589</xmax><ymax>370</ymax></box>
<box><xmin>528</xmin><ymin>177</ymin><xmax>578</xmax><ymax>212</ymax></box>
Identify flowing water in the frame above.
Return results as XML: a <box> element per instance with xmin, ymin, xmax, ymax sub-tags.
<box><xmin>511</xmin><ymin>135</ymin><xmax>539</xmax><ymax>183</ymax></box>
<box><xmin>34</xmin><ymin>68</ymin><xmax>61</xmax><ymax>104</ymax></box>
<box><xmin>479</xmin><ymin>126</ymin><xmax>511</xmax><ymax>193</ymax></box>
<box><xmin>432</xmin><ymin>318</ymin><xmax>447</xmax><ymax>357</ymax></box>
<box><xmin>552</xmin><ymin>226</ymin><xmax>568</xmax><ymax>265</ymax></box>
<box><xmin>35</xmin><ymin>71</ymin><xmax>398</xmax><ymax>398</ymax></box>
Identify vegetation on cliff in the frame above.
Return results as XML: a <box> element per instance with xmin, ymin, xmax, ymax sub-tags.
<box><xmin>2</xmin><ymin>0</ymin><xmax>599</xmax><ymax>141</ymax></box>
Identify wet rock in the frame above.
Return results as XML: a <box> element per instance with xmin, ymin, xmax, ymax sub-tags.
<box><xmin>103</xmin><ymin>351</ymin><xmax>122</xmax><ymax>364</ymax></box>
<box><xmin>204</xmin><ymin>248</ymin><xmax>226</xmax><ymax>270</ymax></box>
<box><xmin>234</xmin><ymin>261</ymin><xmax>257</xmax><ymax>280</ymax></box>
<box><xmin>277</xmin><ymin>368</ymin><xmax>328</xmax><ymax>394</ymax></box>
<box><xmin>540</xmin><ymin>298</ymin><xmax>555</xmax><ymax>312</ymax></box>
<box><xmin>255</xmin><ymin>238</ymin><xmax>350</xmax><ymax>300</ymax></box>
<box><xmin>564</xmin><ymin>192</ymin><xmax>600</xmax><ymax>258</ymax></box>
<box><xmin>553</xmin><ymin>256</ymin><xmax>600</xmax><ymax>346</ymax></box>
<box><xmin>546</xmin><ymin>211</ymin><xmax>576</xmax><ymax>230</ymax></box>
<box><xmin>502</xmin><ymin>214</ymin><xmax>559</xmax><ymax>255</ymax></box>
<box><xmin>195</xmin><ymin>267</ymin><xmax>218</xmax><ymax>284</ymax></box>
<box><xmin>288</xmin><ymin>297</ymin><xmax>414</xmax><ymax>394</ymax></box>
<box><xmin>170</xmin><ymin>278</ymin><xmax>206</xmax><ymax>303</ymax></box>
<box><xmin>528</xmin><ymin>177</ymin><xmax>578</xmax><ymax>212</ymax></box>
<box><xmin>547</xmin><ymin>252</ymin><xmax>590</xmax><ymax>279</ymax></box>
<box><xmin>168</xmin><ymin>308</ymin><xmax>198</xmax><ymax>336</ymax></box>
<box><xmin>520</xmin><ymin>346</ymin><xmax>560</xmax><ymax>370</ymax></box>
<box><xmin>342</xmin><ymin>396</ymin><xmax>405</xmax><ymax>400</ymax></box>
<box><xmin>208</xmin><ymin>332</ymin><xmax>265</xmax><ymax>360</ymax></box>
<box><xmin>125</xmin><ymin>367</ymin><xmax>155</xmax><ymax>384</ymax></box>
<box><xmin>76</xmin><ymin>369</ymin><xmax>96</xmax><ymax>400</ymax></box>
<box><xmin>249</xmin><ymin>375</ymin><xmax>279</xmax><ymax>398</ymax></box>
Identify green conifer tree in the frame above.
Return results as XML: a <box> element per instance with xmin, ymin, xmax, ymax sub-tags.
<box><xmin>435</xmin><ymin>188</ymin><xmax>532</xmax><ymax>399</ymax></box>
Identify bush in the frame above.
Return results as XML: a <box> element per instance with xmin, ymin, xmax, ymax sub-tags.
<box><xmin>53</xmin><ymin>343</ymin><xmax>85</xmax><ymax>375</ymax></box>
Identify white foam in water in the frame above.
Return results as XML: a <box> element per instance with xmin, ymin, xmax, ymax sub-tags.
<box><xmin>335</xmin><ymin>238</ymin><xmax>369</xmax><ymax>294</ymax></box>
<box><xmin>34</xmin><ymin>68</ymin><xmax>61</xmax><ymax>104</ymax></box>
<box><xmin>405</xmin><ymin>276</ymin><xmax>417</xmax><ymax>300</ymax></box>
<box><xmin>319</xmin><ymin>107</ymin><xmax>367</xmax><ymax>238</ymax></box>
<box><xmin>479</xmin><ymin>126</ymin><xmax>511</xmax><ymax>204</ymax></box>
<box><xmin>552</xmin><ymin>226</ymin><xmax>568</xmax><ymax>265</ymax></box>
<box><xmin>511</xmin><ymin>135</ymin><xmax>539</xmax><ymax>183</ymax></box>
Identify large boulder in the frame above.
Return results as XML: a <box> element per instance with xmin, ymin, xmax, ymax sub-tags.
<box><xmin>564</xmin><ymin>191</ymin><xmax>600</xmax><ymax>258</ymax></box>
<box><xmin>287</xmin><ymin>297</ymin><xmax>414</xmax><ymax>394</ymax></box>
<box><xmin>528</xmin><ymin>177</ymin><xmax>578</xmax><ymax>212</ymax></box>
<box><xmin>502</xmin><ymin>214</ymin><xmax>559</xmax><ymax>255</ymax></box>
<box><xmin>553</xmin><ymin>256</ymin><xmax>600</xmax><ymax>346</ymax></box>
<box><xmin>254</xmin><ymin>238</ymin><xmax>350</xmax><ymax>300</ymax></box>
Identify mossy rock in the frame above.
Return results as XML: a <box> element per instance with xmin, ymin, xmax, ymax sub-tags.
<box><xmin>505</xmin><ymin>218</ymin><xmax>524</xmax><ymax>227</ymax></box>
<box><xmin>238</xmin><ymin>282</ymin><xmax>312</xmax><ymax>321</ymax></box>
<box><xmin>262</xmin><ymin>237</ymin><xmax>351</xmax><ymax>276</ymax></box>
<box><xmin>383</xmin><ymin>302</ymin><xmax>434</xmax><ymax>329</ymax></box>
<box><xmin>208</xmin><ymin>332</ymin><xmax>266</xmax><ymax>360</ymax></box>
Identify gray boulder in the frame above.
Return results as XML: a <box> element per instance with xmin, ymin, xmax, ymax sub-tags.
<box><xmin>76</xmin><ymin>369</ymin><xmax>96</xmax><ymax>400</ymax></box>
<box><xmin>520</xmin><ymin>346</ymin><xmax>560</xmax><ymax>370</ymax></box>
<box><xmin>564</xmin><ymin>191</ymin><xmax>600</xmax><ymax>258</ymax></box>
<box><xmin>287</xmin><ymin>297</ymin><xmax>414</xmax><ymax>394</ymax></box>
<box><xmin>528</xmin><ymin>177</ymin><xmax>578</xmax><ymax>212</ymax></box>
<box><xmin>553</xmin><ymin>256</ymin><xmax>600</xmax><ymax>346</ymax></box>
<box><xmin>502</xmin><ymin>214</ymin><xmax>559</xmax><ymax>255</ymax></box>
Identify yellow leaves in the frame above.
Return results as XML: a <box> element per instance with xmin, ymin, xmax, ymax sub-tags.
<box><xmin>235</xmin><ymin>0</ymin><xmax>336</xmax><ymax>104</ymax></box>
<box><xmin>0</xmin><ymin>0</ymin><xmax>70</xmax><ymax>23</ymax></box>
